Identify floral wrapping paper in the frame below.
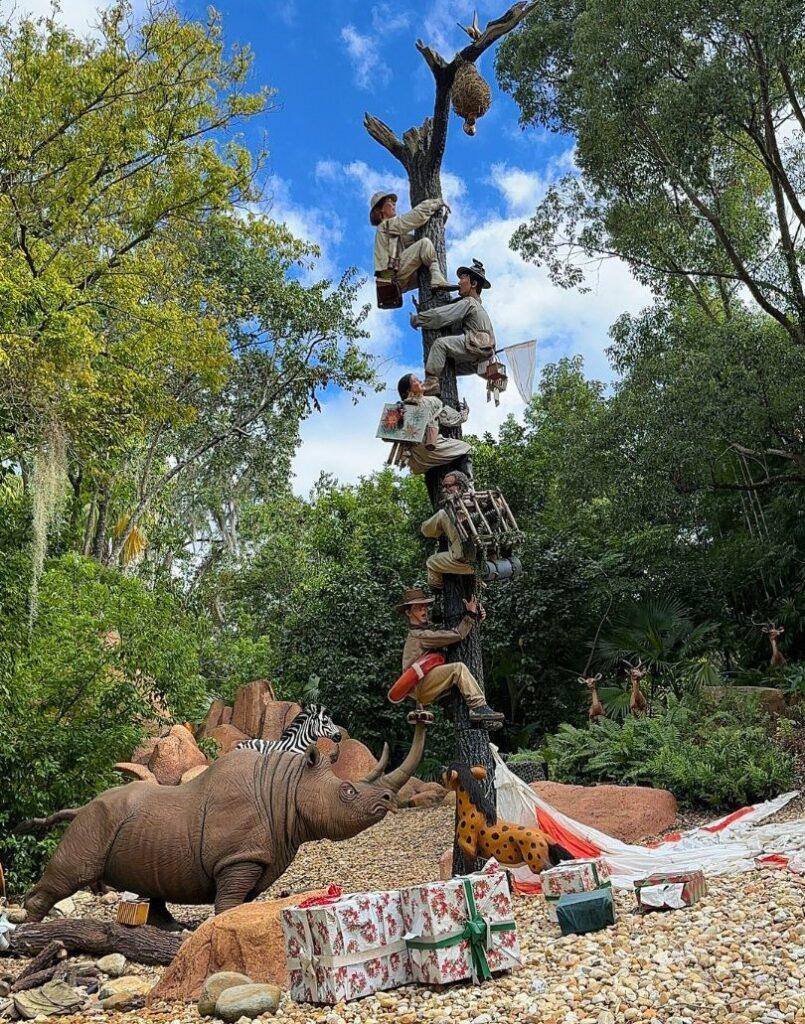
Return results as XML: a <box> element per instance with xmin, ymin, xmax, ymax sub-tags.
<box><xmin>401</xmin><ymin>862</ymin><xmax>521</xmax><ymax>986</ymax></box>
<box><xmin>540</xmin><ymin>858</ymin><xmax>611</xmax><ymax>922</ymax></box>
<box><xmin>282</xmin><ymin>890</ymin><xmax>412</xmax><ymax>1004</ymax></box>
<box><xmin>634</xmin><ymin>869</ymin><xmax>707</xmax><ymax>914</ymax></box>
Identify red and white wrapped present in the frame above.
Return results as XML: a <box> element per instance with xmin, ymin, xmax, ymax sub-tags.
<box><xmin>401</xmin><ymin>861</ymin><xmax>520</xmax><ymax>986</ymax></box>
<box><xmin>282</xmin><ymin>890</ymin><xmax>411</xmax><ymax>1004</ymax></box>
<box><xmin>634</xmin><ymin>869</ymin><xmax>707</xmax><ymax>914</ymax></box>
<box><xmin>540</xmin><ymin>858</ymin><xmax>611</xmax><ymax>921</ymax></box>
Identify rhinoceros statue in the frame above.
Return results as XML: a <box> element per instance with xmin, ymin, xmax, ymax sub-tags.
<box><xmin>24</xmin><ymin>725</ymin><xmax>426</xmax><ymax>928</ymax></box>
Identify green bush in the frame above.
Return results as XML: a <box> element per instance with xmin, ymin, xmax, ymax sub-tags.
<box><xmin>0</xmin><ymin>553</ymin><xmax>206</xmax><ymax>894</ymax></box>
<box><xmin>543</xmin><ymin>699</ymin><xmax>795</xmax><ymax>810</ymax></box>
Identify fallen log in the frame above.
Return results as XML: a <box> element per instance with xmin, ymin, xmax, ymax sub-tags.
<box><xmin>11</xmin><ymin>940</ymin><xmax>66</xmax><ymax>986</ymax></box>
<box><xmin>5</xmin><ymin>920</ymin><xmax>182</xmax><ymax>966</ymax></box>
<box><xmin>10</xmin><ymin>966</ymin><xmax>62</xmax><ymax>993</ymax></box>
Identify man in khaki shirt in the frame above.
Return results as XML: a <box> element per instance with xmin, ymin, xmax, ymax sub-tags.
<box><xmin>371</xmin><ymin>191</ymin><xmax>451</xmax><ymax>293</ymax></box>
<box><xmin>410</xmin><ymin>259</ymin><xmax>496</xmax><ymax>394</ymax></box>
<box><xmin>396</xmin><ymin>588</ymin><xmax>504</xmax><ymax>727</ymax></box>
<box><xmin>421</xmin><ymin>471</ymin><xmax>475</xmax><ymax>588</ymax></box>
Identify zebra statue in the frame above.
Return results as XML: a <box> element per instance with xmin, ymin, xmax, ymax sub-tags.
<box><xmin>235</xmin><ymin>703</ymin><xmax>342</xmax><ymax>754</ymax></box>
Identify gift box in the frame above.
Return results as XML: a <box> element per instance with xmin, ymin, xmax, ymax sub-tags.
<box><xmin>540</xmin><ymin>858</ymin><xmax>611</xmax><ymax>921</ymax></box>
<box><xmin>634</xmin><ymin>869</ymin><xmax>707</xmax><ymax>914</ymax></box>
<box><xmin>401</xmin><ymin>862</ymin><xmax>521</xmax><ymax>986</ymax></box>
<box><xmin>556</xmin><ymin>888</ymin><xmax>616</xmax><ymax>935</ymax></box>
<box><xmin>282</xmin><ymin>890</ymin><xmax>411</xmax><ymax>1004</ymax></box>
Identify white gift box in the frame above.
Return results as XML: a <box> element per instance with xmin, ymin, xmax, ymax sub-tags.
<box><xmin>282</xmin><ymin>890</ymin><xmax>412</xmax><ymax>1004</ymax></box>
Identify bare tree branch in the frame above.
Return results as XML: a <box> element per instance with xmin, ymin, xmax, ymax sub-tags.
<box><xmin>458</xmin><ymin>1</ymin><xmax>538</xmax><ymax>63</ymax></box>
<box><xmin>363</xmin><ymin>113</ymin><xmax>408</xmax><ymax>167</ymax></box>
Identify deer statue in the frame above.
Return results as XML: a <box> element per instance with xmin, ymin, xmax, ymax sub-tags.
<box><xmin>762</xmin><ymin>624</ymin><xmax>787</xmax><ymax>667</ymax></box>
<box><xmin>579</xmin><ymin>673</ymin><xmax>605</xmax><ymax>721</ymax></box>
<box><xmin>624</xmin><ymin>660</ymin><xmax>648</xmax><ymax>716</ymax></box>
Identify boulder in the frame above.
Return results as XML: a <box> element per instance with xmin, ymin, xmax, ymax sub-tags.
<box><xmin>438</xmin><ymin>848</ymin><xmax>453</xmax><ymax>881</ymax></box>
<box><xmin>206</xmin><ymin>724</ymin><xmax>249</xmax><ymax>755</ymax></box>
<box><xmin>148</xmin><ymin>892</ymin><xmax>325</xmax><ymax>1004</ymax></box>
<box><xmin>215</xmin><ymin>983</ymin><xmax>282</xmax><ymax>1021</ymax></box>
<box><xmin>181</xmin><ymin>764</ymin><xmax>209</xmax><ymax>784</ymax></box>
<box><xmin>147</xmin><ymin>724</ymin><xmax>208</xmax><ymax>785</ymax></box>
<box><xmin>530</xmin><ymin>781</ymin><xmax>678</xmax><ymax>843</ymax></box>
<box><xmin>260</xmin><ymin>701</ymin><xmax>302</xmax><ymax>741</ymax></box>
<box><xmin>221</xmin><ymin>706</ymin><xmax>233</xmax><ymax>725</ymax></box>
<box><xmin>99</xmin><ymin>975</ymin><xmax>153</xmax><ymax>1010</ymax></box>
<box><xmin>231</xmin><ymin>681</ymin><xmax>275</xmax><ymax>737</ymax></box>
<box><xmin>131</xmin><ymin>734</ymin><xmax>161</xmax><ymax>766</ymax></box>
<box><xmin>703</xmin><ymin>685</ymin><xmax>786</xmax><ymax>715</ymax></box>
<box><xmin>197</xmin><ymin>972</ymin><xmax>253</xmax><ymax>1017</ymax></box>
<box><xmin>95</xmin><ymin>953</ymin><xmax>127</xmax><ymax>977</ymax></box>
<box><xmin>201</xmin><ymin>698</ymin><xmax>227</xmax><ymax>738</ymax></box>
<box><xmin>399</xmin><ymin>780</ymin><xmax>447</xmax><ymax>808</ymax></box>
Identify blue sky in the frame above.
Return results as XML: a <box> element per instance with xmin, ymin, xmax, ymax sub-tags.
<box><xmin>16</xmin><ymin>0</ymin><xmax>651</xmax><ymax>493</ymax></box>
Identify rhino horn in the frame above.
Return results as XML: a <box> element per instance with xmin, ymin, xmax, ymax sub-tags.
<box><xmin>381</xmin><ymin>724</ymin><xmax>427</xmax><ymax>793</ymax></box>
<box><xmin>360</xmin><ymin>743</ymin><xmax>390</xmax><ymax>783</ymax></box>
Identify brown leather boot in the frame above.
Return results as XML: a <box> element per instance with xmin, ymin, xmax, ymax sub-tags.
<box><xmin>422</xmin><ymin>376</ymin><xmax>441</xmax><ymax>395</ymax></box>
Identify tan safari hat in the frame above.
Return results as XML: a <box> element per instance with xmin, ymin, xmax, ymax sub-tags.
<box><xmin>395</xmin><ymin>587</ymin><xmax>435</xmax><ymax>614</ymax></box>
<box><xmin>457</xmin><ymin>258</ymin><xmax>491</xmax><ymax>289</ymax></box>
<box><xmin>369</xmin><ymin>191</ymin><xmax>397</xmax><ymax>225</ymax></box>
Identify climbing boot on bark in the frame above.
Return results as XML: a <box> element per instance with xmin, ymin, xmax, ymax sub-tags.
<box><xmin>422</xmin><ymin>376</ymin><xmax>442</xmax><ymax>395</ymax></box>
<box><xmin>469</xmin><ymin>704</ymin><xmax>505</xmax><ymax>727</ymax></box>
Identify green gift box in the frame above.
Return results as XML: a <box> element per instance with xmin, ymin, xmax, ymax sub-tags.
<box><xmin>556</xmin><ymin>888</ymin><xmax>616</xmax><ymax>936</ymax></box>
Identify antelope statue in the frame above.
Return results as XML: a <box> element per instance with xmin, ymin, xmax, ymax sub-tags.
<box><xmin>625</xmin><ymin>660</ymin><xmax>648</xmax><ymax>716</ymax></box>
<box><xmin>580</xmin><ymin>673</ymin><xmax>605</xmax><ymax>721</ymax></box>
<box><xmin>762</xmin><ymin>624</ymin><xmax>787</xmax><ymax>667</ymax></box>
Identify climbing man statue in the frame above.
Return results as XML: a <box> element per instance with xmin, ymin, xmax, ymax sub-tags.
<box><xmin>396</xmin><ymin>372</ymin><xmax>470</xmax><ymax>475</ymax></box>
<box><xmin>410</xmin><ymin>259</ymin><xmax>496</xmax><ymax>394</ymax></box>
<box><xmin>396</xmin><ymin>588</ymin><xmax>504</xmax><ymax>727</ymax></box>
<box><xmin>371</xmin><ymin>191</ymin><xmax>451</xmax><ymax>296</ymax></box>
<box><xmin>421</xmin><ymin>470</ymin><xmax>475</xmax><ymax>589</ymax></box>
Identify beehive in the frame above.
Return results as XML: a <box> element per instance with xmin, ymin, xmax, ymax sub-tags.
<box><xmin>451</xmin><ymin>62</ymin><xmax>492</xmax><ymax>136</ymax></box>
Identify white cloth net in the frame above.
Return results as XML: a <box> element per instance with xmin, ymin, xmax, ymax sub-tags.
<box><xmin>501</xmin><ymin>339</ymin><xmax>537</xmax><ymax>404</ymax></box>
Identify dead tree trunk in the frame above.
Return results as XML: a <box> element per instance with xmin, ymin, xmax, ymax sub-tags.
<box><xmin>5</xmin><ymin>920</ymin><xmax>183</xmax><ymax>966</ymax></box>
<box><xmin>365</xmin><ymin>2</ymin><xmax>536</xmax><ymax>874</ymax></box>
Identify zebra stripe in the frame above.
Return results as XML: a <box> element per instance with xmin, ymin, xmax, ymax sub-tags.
<box><xmin>235</xmin><ymin>703</ymin><xmax>342</xmax><ymax>755</ymax></box>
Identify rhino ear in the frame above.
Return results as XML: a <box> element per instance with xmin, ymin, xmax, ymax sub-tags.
<box><xmin>304</xmin><ymin>744</ymin><xmax>321</xmax><ymax>768</ymax></box>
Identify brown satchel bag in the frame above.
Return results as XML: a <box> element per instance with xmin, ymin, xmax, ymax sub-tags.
<box><xmin>376</xmin><ymin>224</ymin><xmax>404</xmax><ymax>309</ymax></box>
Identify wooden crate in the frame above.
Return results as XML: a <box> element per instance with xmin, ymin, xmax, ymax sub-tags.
<box><xmin>117</xmin><ymin>899</ymin><xmax>149</xmax><ymax>926</ymax></box>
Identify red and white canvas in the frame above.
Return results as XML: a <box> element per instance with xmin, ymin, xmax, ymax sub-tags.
<box><xmin>282</xmin><ymin>890</ymin><xmax>411</xmax><ymax>1004</ymax></box>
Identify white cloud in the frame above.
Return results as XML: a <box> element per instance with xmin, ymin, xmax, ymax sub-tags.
<box><xmin>316</xmin><ymin>159</ymin><xmax>408</xmax><ymax>205</ymax></box>
<box><xmin>371</xmin><ymin>3</ymin><xmax>410</xmax><ymax>34</ymax></box>
<box><xmin>9</xmin><ymin>0</ymin><xmax>147</xmax><ymax>34</ymax></box>
<box><xmin>341</xmin><ymin>24</ymin><xmax>391</xmax><ymax>91</ymax></box>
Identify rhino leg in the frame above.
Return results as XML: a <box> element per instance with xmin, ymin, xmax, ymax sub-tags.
<box><xmin>147</xmin><ymin>897</ymin><xmax>186</xmax><ymax>932</ymax></box>
<box><xmin>24</xmin><ymin>801</ymin><xmax>121</xmax><ymax>922</ymax></box>
<box><xmin>213</xmin><ymin>861</ymin><xmax>264</xmax><ymax>915</ymax></box>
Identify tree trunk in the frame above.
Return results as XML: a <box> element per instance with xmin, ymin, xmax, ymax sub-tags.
<box><xmin>365</xmin><ymin>1</ymin><xmax>538</xmax><ymax>875</ymax></box>
<box><xmin>90</xmin><ymin>490</ymin><xmax>109</xmax><ymax>563</ymax></box>
<box><xmin>5</xmin><ymin>920</ymin><xmax>183</xmax><ymax>966</ymax></box>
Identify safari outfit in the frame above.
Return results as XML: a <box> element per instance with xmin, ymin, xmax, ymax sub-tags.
<box><xmin>414</xmin><ymin>295</ymin><xmax>496</xmax><ymax>379</ymax></box>
<box><xmin>403</xmin><ymin>395</ymin><xmax>470</xmax><ymax>475</ymax></box>
<box><xmin>421</xmin><ymin>508</ymin><xmax>474</xmax><ymax>588</ymax></box>
<box><xmin>374</xmin><ymin>199</ymin><xmax>450</xmax><ymax>293</ymax></box>
<box><xmin>402</xmin><ymin>615</ymin><xmax>485</xmax><ymax>709</ymax></box>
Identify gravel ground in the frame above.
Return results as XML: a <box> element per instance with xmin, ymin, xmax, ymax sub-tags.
<box><xmin>4</xmin><ymin>799</ymin><xmax>804</xmax><ymax>1024</ymax></box>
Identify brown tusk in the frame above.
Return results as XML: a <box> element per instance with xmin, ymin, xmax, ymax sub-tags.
<box><xmin>381</xmin><ymin>723</ymin><xmax>427</xmax><ymax>793</ymax></box>
<box><xmin>360</xmin><ymin>743</ymin><xmax>390</xmax><ymax>783</ymax></box>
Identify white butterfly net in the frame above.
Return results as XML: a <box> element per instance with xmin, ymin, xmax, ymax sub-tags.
<box><xmin>500</xmin><ymin>339</ymin><xmax>537</xmax><ymax>404</ymax></box>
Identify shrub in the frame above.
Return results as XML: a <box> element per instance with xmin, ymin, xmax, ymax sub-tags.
<box><xmin>542</xmin><ymin>699</ymin><xmax>795</xmax><ymax>810</ymax></box>
<box><xmin>0</xmin><ymin>553</ymin><xmax>206</xmax><ymax>893</ymax></box>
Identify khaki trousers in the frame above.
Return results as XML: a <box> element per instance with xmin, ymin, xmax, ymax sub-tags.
<box><xmin>394</xmin><ymin>238</ymin><xmax>450</xmax><ymax>291</ymax></box>
<box><xmin>426</xmin><ymin>551</ymin><xmax>474</xmax><ymax>589</ymax></box>
<box><xmin>425</xmin><ymin>333</ymin><xmax>493</xmax><ymax>378</ymax></box>
<box><xmin>412</xmin><ymin>663</ymin><xmax>485</xmax><ymax>708</ymax></box>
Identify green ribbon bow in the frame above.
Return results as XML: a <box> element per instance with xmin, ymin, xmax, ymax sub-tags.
<box><xmin>406</xmin><ymin>878</ymin><xmax>515</xmax><ymax>983</ymax></box>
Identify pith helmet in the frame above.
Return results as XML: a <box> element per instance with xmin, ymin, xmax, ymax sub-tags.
<box><xmin>395</xmin><ymin>587</ymin><xmax>435</xmax><ymax>614</ymax></box>
<box><xmin>370</xmin><ymin>191</ymin><xmax>397</xmax><ymax>225</ymax></box>
<box><xmin>457</xmin><ymin>258</ymin><xmax>491</xmax><ymax>289</ymax></box>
